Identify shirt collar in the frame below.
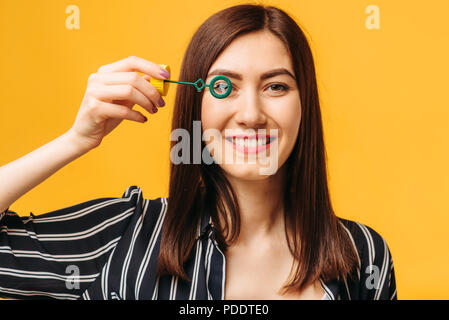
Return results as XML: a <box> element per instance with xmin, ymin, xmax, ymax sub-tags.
<box><xmin>196</xmin><ymin>208</ymin><xmax>341</xmax><ymax>300</ymax></box>
<box><xmin>197</xmin><ymin>209</ymin><xmax>215</xmax><ymax>241</ymax></box>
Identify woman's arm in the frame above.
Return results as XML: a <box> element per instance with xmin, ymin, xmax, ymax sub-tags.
<box><xmin>0</xmin><ymin>55</ymin><xmax>168</xmax><ymax>213</ymax></box>
<box><xmin>0</xmin><ymin>185</ymin><xmax>146</xmax><ymax>299</ymax></box>
<box><xmin>0</xmin><ymin>131</ymin><xmax>92</xmax><ymax>213</ymax></box>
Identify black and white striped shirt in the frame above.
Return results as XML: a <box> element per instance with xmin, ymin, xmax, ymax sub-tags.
<box><xmin>0</xmin><ymin>185</ymin><xmax>397</xmax><ymax>300</ymax></box>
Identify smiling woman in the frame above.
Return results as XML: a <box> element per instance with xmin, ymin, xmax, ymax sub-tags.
<box><xmin>158</xmin><ymin>4</ymin><xmax>397</xmax><ymax>300</ymax></box>
<box><xmin>0</xmin><ymin>3</ymin><xmax>396</xmax><ymax>300</ymax></box>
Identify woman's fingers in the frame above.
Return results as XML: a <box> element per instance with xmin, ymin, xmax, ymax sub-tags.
<box><xmin>88</xmin><ymin>71</ymin><xmax>165</xmax><ymax>112</ymax></box>
<box><xmin>112</xmin><ymin>99</ymin><xmax>135</xmax><ymax>109</ymax></box>
<box><xmin>141</xmin><ymin>74</ymin><xmax>165</xmax><ymax>107</ymax></box>
<box><xmin>97</xmin><ymin>55</ymin><xmax>169</xmax><ymax>80</ymax></box>
<box><xmin>68</xmin><ymin>56</ymin><xmax>169</xmax><ymax>150</ymax></box>
<box><xmin>95</xmin><ymin>55</ymin><xmax>169</xmax><ymax>114</ymax></box>
<box><xmin>90</xmin><ymin>99</ymin><xmax>148</xmax><ymax>123</ymax></box>
<box><xmin>87</xmin><ymin>83</ymin><xmax>159</xmax><ymax>114</ymax></box>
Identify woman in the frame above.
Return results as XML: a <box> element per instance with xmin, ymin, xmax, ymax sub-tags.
<box><xmin>0</xmin><ymin>4</ymin><xmax>396</xmax><ymax>300</ymax></box>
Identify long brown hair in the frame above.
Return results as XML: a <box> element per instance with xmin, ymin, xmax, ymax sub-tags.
<box><xmin>157</xmin><ymin>3</ymin><xmax>359</xmax><ymax>294</ymax></box>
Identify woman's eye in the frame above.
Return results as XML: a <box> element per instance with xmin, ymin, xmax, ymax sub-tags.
<box><xmin>267</xmin><ymin>83</ymin><xmax>289</xmax><ymax>93</ymax></box>
<box><xmin>212</xmin><ymin>81</ymin><xmax>231</xmax><ymax>94</ymax></box>
<box><xmin>210</xmin><ymin>82</ymin><xmax>288</xmax><ymax>96</ymax></box>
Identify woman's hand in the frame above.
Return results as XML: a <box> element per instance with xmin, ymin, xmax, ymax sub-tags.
<box><xmin>67</xmin><ymin>56</ymin><xmax>169</xmax><ymax>151</ymax></box>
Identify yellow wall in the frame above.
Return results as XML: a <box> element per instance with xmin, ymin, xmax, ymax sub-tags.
<box><xmin>0</xmin><ymin>0</ymin><xmax>448</xmax><ymax>299</ymax></box>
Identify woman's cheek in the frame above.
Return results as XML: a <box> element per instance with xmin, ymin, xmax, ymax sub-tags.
<box><xmin>201</xmin><ymin>102</ymin><xmax>230</xmax><ymax>132</ymax></box>
<box><xmin>272</xmin><ymin>99</ymin><xmax>301</xmax><ymax>159</ymax></box>
<box><xmin>201</xmin><ymin>102</ymin><xmax>227</xmax><ymax>160</ymax></box>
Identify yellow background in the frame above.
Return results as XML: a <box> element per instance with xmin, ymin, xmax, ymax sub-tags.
<box><xmin>1</xmin><ymin>0</ymin><xmax>448</xmax><ymax>299</ymax></box>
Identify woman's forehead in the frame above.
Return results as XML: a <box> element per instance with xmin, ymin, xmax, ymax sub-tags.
<box><xmin>208</xmin><ymin>32</ymin><xmax>294</xmax><ymax>77</ymax></box>
<box><xmin>206</xmin><ymin>67</ymin><xmax>296</xmax><ymax>82</ymax></box>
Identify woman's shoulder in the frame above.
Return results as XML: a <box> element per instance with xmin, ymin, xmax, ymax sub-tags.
<box><xmin>337</xmin><ymin>217</ymin><xmax>389</xmax><ymax>246</ymax></box>
<box><xmin>120</xmin><ymin>185</ymin><xmax>166</xmax><ymax>202</ymax></box>
<box><xmin>336</xmin><ymin>217</ymin><xmax>397</xmax><ymax>300</ymax></box>
<box><xmin>336</xmin><ymin>216</ymin><xmax>394</xmax><ymax>267</ymax></box>
<box><xmin>120</xmin><ymin>185</ymin><xmax>168</xmax><ymax>219</ymax></box>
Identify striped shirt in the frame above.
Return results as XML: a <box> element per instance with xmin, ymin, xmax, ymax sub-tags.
<box><xmin>0</xmin><ymin>185</ymin><xmax>397</xmax><ymax>300</ymax></box>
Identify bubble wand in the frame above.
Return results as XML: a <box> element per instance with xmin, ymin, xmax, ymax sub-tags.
<box><xmin>149</xmin><ymin>64</ymin><xmax>233</xmax><ymax>99</ymax></box>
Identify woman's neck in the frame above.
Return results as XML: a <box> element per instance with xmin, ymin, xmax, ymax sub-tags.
<box><xmin>222</xmin><ymin>166</ymin><xmax>287</xmax><ymax>247</ymax></box>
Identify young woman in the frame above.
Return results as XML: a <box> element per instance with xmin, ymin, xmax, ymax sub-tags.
<box><xmin>0</xmin><ymin>4</ymin><xmax>396</xmax><ymax>300</ymax></box>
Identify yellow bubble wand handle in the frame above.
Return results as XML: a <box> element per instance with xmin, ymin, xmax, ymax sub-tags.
<box><xmin>149</xmin><ymin>64</ymin><xmax>171</xmax><ymax>96</ymax></box>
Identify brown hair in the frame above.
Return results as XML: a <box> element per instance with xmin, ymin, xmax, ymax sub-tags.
<box><xmin>157</xmin><ymin>3</ymin><xmax>359</xmax><ymax>294</ymax></box>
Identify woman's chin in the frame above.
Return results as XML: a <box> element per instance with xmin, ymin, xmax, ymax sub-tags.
<box><xmin>219</xmin><ymin>163</ymin><xmax>278</xmax><ymax>181</ymax></box>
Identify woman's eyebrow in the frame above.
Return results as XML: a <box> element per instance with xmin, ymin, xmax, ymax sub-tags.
<box><xmin>206</xmin><ymin>68</ymin><xmax>296</xmax><ymax>81</ymax></box>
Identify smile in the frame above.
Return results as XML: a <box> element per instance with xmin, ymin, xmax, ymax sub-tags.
<box><xmin>224</xmin><ymin>135</ymin><xmax>277</xmax><ymax>154</ymax></box>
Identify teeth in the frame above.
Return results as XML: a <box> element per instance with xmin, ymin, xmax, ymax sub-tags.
<box><xmin>231</xmin><ymin>137</ymin><xmax>269</xmax><ymax>147</ymax></box>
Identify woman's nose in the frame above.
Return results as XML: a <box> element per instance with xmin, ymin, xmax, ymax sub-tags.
<box><xmin>233</xmin><ymin>89</ymin><xmax>267</xmax><ymax>128</ymax></box>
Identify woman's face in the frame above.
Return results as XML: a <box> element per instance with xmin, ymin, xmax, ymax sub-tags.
<box><xmin>201</xmin><ymin>30</ymin><xmax>301</xmax><ymax>181</ymax></box>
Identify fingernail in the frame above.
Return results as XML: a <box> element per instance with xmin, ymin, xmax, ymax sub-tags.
<box><xmin>143</xmin><ymin>116</ymin><xmax>148</xmax><ymax>122</ymax></box>
<box><xmin>158</xmin><ymin>97</ymin><xmax>165</xmax><ymax>107</ymax></box>
<box><xmin>153</xmin><ymin>106</ymin><xmax>158</xmax><ymax>113</ymax></box>
<box><xmin>159</xmin><ymin>69</ymin><xmax>170</xmax><ymax>79</ymax></box>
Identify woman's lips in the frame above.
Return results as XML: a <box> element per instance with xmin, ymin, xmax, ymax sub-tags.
<box><xmin>224</xmin><ymin>135</ymin><xmax>277</xmax><ymax>154</ymax></box>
